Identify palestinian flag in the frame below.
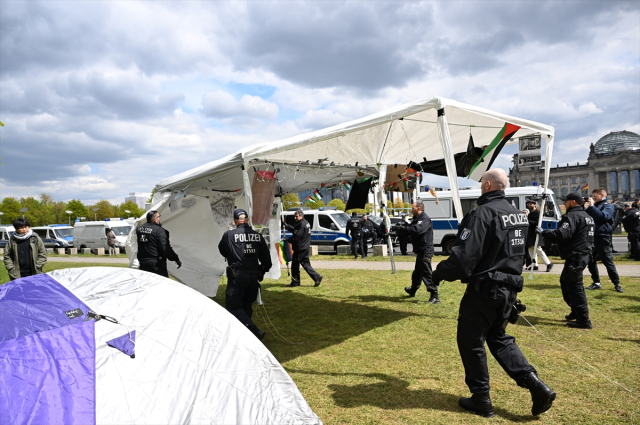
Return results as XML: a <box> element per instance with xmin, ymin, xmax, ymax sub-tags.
<box><xmin>305</xmin><ymin>196</ymin><xmax>316</xmax><ymax>204</ymax></box>
<box><xmin>343</xmin><ymin>181</ymin><xmax>351</xmax><ymax>191</ymax></box>
<box><xmin>321</xmin><ymin>183</ymin><xmax>326</xmax><ymax>188</ymax></box>
<box><xmin>276</xmin><ymin>240</ymin><xmax>293</xmax><ymax>265</ymax></box>
<box><xmin>312</xmin><ymin>189</ymin><xmax>322</xmax><ymax>201</ymax></box>
<box><xmin>468</xmin><ymin>122</ymin><xmax>521</xmax><ymax>180</ymax></box>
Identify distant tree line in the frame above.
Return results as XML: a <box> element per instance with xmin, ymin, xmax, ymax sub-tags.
<box><xmin>0</xmin><ymin>194</ymin><xmax>146</xmax><ymax>227</ymax></box>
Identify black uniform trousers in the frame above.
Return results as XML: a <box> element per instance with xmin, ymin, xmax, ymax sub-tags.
<box><xmin>457</xmin><ymin>285</ymin><xmax>536</xmax><ymax>394</ymax></box>
<box><xmin>560</xmin><ymin>254</ymin><xmax>590</xmax><ymax>321</ymax></box>
<box><xmin>399</xmin><ymin>235</ymin><xmax>408</xmax><ymax>255</ymax></box>
<box><xmin>140</xmin><ymin>259</ymin><xmax>169</xmax><ymax>278</ymax></box>
<box><xmin>225</xmin><ymin>271</ymin><xmax>261</xmax><ymax>338</ymax></box>
<box><xmin>410</xmin><ymin>252</ymin><xmax>436</xmax><ymax>293</ymax></box>
<box><xmin>587</xmin><ymin>236</ymin><xmax>620</xmax><ymax>285</ymax></box>
<box><xmin>291</xmin><ymin>248</ymin><xmax>321</xmax><ymax>284</ymax></box>
<box><xmin>628</xmin><ymin>233</ymin><xmax>640</xmax><ymax>260</ymax></box>
<box><xmin>350</xmin><ymin>236</ymin><xmax>365</xmax><ymax>258</ymax></box>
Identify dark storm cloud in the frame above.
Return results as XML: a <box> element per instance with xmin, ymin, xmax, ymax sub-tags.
<box><xmin>229</xmin><ymin>1</ymin><xmax>432</xmax><ymax>90</ymax></box>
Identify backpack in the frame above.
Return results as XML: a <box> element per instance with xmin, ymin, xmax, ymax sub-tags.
<box><xmin>611</xmin><ymin>202</ymin><xmax>625</xmax><ymax>230</ymax></box>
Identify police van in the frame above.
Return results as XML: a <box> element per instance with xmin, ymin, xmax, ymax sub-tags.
<box><xmin>418</xmin><ymin>186</ymin><xmax>562</xmax><ymax>254</ymax></box>
<box><xmin>281</xmin><ymin>207</ymin><xmax>351</xmax><ymax>252</ymax></box>
<box><xmin>31</xmin><ymin>226</ymin><xmax>74</xmax><ymax>248</ymax></box>
<box><xmin>73</xmin><ymin>219</ymin><xmax>132</xmax><ymax>250</ymax></box>
<box><xmin>0</xmin><ymin>225</ymin><xmax>15</xmax><ymax>248</ymax></box>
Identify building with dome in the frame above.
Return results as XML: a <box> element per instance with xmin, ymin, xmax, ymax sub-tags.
<box><xmin>508</xmin><ymin>130</ymin><xmax>640</xmax><ymax>201</ymax></box>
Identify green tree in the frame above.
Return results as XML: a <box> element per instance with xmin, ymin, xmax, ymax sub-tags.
<box><xmin>51</xmin><ymin>201</ymin><xmax>68</xmax><ymax>224</ymax></box>
<box><xmin>89</xmin><ymin>199</ymin><xmax>117</xmax><ymax>221</ymax></box>
<box><xmin>307</xmin><ymin>200</ymin><xmax>325</xmax><ymax>210</ymax></box>
<box><xmin>404</xmin><ymin>202</ymin><xmax>411</xmax><ymax>209</ymax></box>
<box><xmin>66</xmin><ymin>199</ymin><xmax>89</xmax><ymax>221</ymax></box>
<box><xmin>38</xmin><ymin>193</ymin><xmax>56</xmax><ymax>225</ymax></box>
<box><xmin>19</xmin><ymin>197</ymin><xmax>42</xmax><ymax>226</ymax></box>
<box><xmin>0</xmin><ymin>197</ymin><xmax>21</xmax><ymax>225</ymax></box>
<box><xmin>327</xmin><ymin>198</ymin><xmax>345</xmax><ymax>211</ymax></box>
<box><xmin>393</xmin><ymin>197</ymin><xmax>404</xmax><ymax>210</ymax></box>
<box><xmin>282</xmin><ymin>193</ymin><xmax>300</xmax><ymax>211</ymax></box>
<box><xmin>117</xmin><ymin>200</ymin><xmax>145</xmax><ymax>219</ymax></box>
<box><xmin>148</xmin><ymin>188</ymin><xmax>156</xmax><ymax>203</ymax></box>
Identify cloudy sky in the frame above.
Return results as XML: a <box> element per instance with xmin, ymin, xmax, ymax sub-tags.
<box><xmin>1</xmin><ymin>0</ymin><xmax>638</xmax><ymax>203</ymax></box>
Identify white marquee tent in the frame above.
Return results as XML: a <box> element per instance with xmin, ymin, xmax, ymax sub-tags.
<box><xmin>126</xmin><ymin>97</ymin><xmax>555</xmax><ymax>296</ymax></box>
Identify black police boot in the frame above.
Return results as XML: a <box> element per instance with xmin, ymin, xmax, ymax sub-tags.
<box><xmin>458</xmin><ymin>392</ymin><xmax>494</xmax><ymax>418</ymax></box>
<box><xmin>427</xmin><ymin>291</ymin><xmax>440</xmax><ymax>304</ymax></box>
<box><xmin>523</xmin><ymin>372</ymin><xmax>556</xmax><ymax>416</ymax></box>
<box><xmin>565</xmin><ymin>312</ymin><xmax>576</xmax><ymax>321</ymax></box>
<box><xmin>256</xmin><ymin>329</ymin><xmax>266</xmax><ymax>341</ymax></box>
<box><xmin>614</xmin><ymin>284</ymin><xmax>624</xmax><ymax>293</ymax></box>
<box><xmin>586</xmin><ymin>282</ymin><xmax>601</xmax><ymax>290</ymax></box>
<box><xmin>314</xmin><ymin>276</ymin><xmax>323</xmax><ymax>287</ymax></box>
<box><xmin>567</xmin><ymin>320</ymin><xmax>593</xmax><ymax>329</ymax></box>
<box><xmin>546</xmin><ymin>263</ymin><xmax>554</xmax><ymax>272</ymax></box>
<box><xmin>285</xmin><ymin>281</ymin><xmax>300</xmax><ymax>288</ymax></box>
<box><xmin>404</xmin><ymin>287</ymin><xmax>417</xmax><ymax>297</ymax></box>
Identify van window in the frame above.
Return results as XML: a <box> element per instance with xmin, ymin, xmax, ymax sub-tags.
<box><xmin>318</xmin><ymin>215</ymin><xmax>334</xmax><ymax>230</ymax></box>
<box><xmin>284</xmin><ymin>215</ymin><xmax>297</xmax><ymax>227</ymax></box>
<box><xmin>33</xmin><ymin>229</ymin><xmax>48</xmax><ymax>238</ymax></box>
<box><xmin>505</xmin><ymin>197</ymin><xmax>520</xmax><ymax>210</ymax></box>
<box><xmin>110</xmin><ymin>226</ymin><xmax>131</xmax><ymax>236</ymax></box>
<box><xmin>85</xmin><ymin>226</ymin><xmax>104</xmax><ymax>238</ymax></box>
<box><xmin>331</xmin><ymin>212</ymin><xmax>349</xmax><ymax>228</ymax></box>
<box><xmin>54</xmin><ymin>228</ymin><xmax>73</xmax><ymax>238</ymax></box>
<box><xmin>461</xmin><ymin>199</ymin><xmax>479</xmax><ymax>215</ymax></box>
<box><xmin>424</xmin><ymin>200</ymin><xmax>451</xmax><ymax>218</ymax></box>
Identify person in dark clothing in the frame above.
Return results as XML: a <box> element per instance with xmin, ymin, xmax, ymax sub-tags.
<box><xmin>538</xmin><ymin>193</ymin><xmax>595</xmax><ymax>328</ymax></box>
<box><xmin>524</xmin><ymin>198</ymin><xmax>553</xmax><ymax>272</ymax></box>
<box><xmin>3</xmin><ymin>218</ymin><xmax>47</xmax><ymax>281</ymax></box>
<box><xmin>283</xmin><ymin>210</ymin><xmax>322</xmax><ymax>287</ymax></box>
<box><xmin>622</xmin><ymin>204</ymin><xmax>640</xmax><ymax>260</ymax></box>
<box><xmin>397</xmin><ymin>213</ymin><xmax>410</xmax><ymax>255</ymax></box>
<box><xmin>583</xmin><ymin>188</ymin><xmax>623</xmax><ymax>292</ymax></box>
<box><xmin>346</xmin><ymin>212</ymin><xmax>365</xmax><ymax>259</ymax></box>
<box><xmin>136</xmin><ymin>210</ymin><xmax>181</xmax><ymax>277</ymax></box>
<box><xmin>361</xmin><ymin>215</ymin><xmax>375</xmax><ymax>257</ymax></box>
<box><xmin>218</xmin><ymin>209</ymin><xmax>272</xmax><ymax>340</ymax></box>
<box><xmin>431</xmin><ymin>168</ymin><xmax>555</xmax><ymax>418</ymax></box>
<box><xmin>399</xmin><ymin>202</ymin><xmax>438</xmax><ymax>303</ymax></box>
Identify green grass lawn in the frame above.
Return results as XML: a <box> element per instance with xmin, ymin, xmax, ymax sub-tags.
<box><xmin>2</xmin><ymin>262</ymin><xmax>638</xmax><ymax>423</ymax></box>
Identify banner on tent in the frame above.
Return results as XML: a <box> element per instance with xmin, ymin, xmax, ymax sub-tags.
<box><xmin>518</xmin><ymin>135</ymin><xmax>542</xmax><ymax>169</ymax></box>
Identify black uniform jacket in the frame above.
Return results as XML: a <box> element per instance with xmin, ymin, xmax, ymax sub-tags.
<box><xmin>526</xmin><ymin>208</ymin><xmax>544</xmax><ymax>248</ymax></box>
<box><xmin>136</xmin><ymin>222</ymin><xmax>179</xmax><ymax>263</ymax></box>
<box><xmin>622</xmin><ymin>208</ymin><xmax>640</xmax><ymax>235</ymax></box>
<box><xmin>346</xmin><ymin>217</ymin><xmax>363</xmax><ymax>239</ymax></box>
<box><xmin>541</xmin><ymin>206</ymin><xmax>594</xmax><ymax>259</ymax></box>
<box><xmin>406</xmin><ymin>212</ymin><xmax>434</xmax><ymax>255</ymax></box>
<box><xmin>218</xmin><ymin>223</ymin><xmax>272</xmax><ymax>271</ymax></box>
<box><xmin>362</xmin><ymin>219</ymin><xmax>375</xmax><ymax>239</ymax></box>
<box><xmin>284</xmin><ymin>218</ymin><xmax>311</xmax><ymax>251</ymax></box>
<box><xmin>435</xmin><ymin>190</ymin><xmax>528</xmax><ymax>283</ymax></box>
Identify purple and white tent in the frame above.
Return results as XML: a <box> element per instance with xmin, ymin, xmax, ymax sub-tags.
<box><xmin>0</xmin><ymin>268</ymin><xmax>322</xmax><ymax>425</ymax></box>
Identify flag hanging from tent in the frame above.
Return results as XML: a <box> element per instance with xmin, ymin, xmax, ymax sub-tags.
<box><xmin>305</xmin><ymin>196</ymin><xmax>316</xmax><ymax>204</ymax></box>
<box><xmin>343</xmin><ymin>181</ymin><xmax>351</xmax><ymax>191</ymax></box>
<box><xmin>312</xmin><ymin>189</ymin><xmax>322</xmax><ymax>201</ymax></box>
<box><xmin>467</xmin><ymin>123</ymin><xmax>521</xmax><ymax>180</ymax></box>
<box><xmin>276</xmin><ymin>240</ymin><xmax>293</xmax><ymax>265</ymax></box>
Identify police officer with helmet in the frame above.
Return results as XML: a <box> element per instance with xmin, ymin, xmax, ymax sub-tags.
<box><xmin>136</xmin><ymin>210</ymin><xmax>181</xmax><ymax>277</ymax></box>
<box><xmin>218</xmin><ymin>209</ymin><xmax>272</xmax><ymax>340</ymax></box>
<box><xmin>346</xmin><ymin>212</ymin><xmax>365</xmax><ymax>259</ymax></box>
<box><xmin>399</xmin><ymin>202</ymin><xmax>438</xmax><ymax>303</ymax></box>
<box><xmin>432</xmin><ymin>169</ymin><xmax>555</xmax><ymax>418</ymax></box>
<box><xmin>537</xmin><ymin>192</ymin><xmax>594</xmax><ymax>328</ymax></box>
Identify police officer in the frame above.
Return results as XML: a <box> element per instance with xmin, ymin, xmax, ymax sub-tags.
<box><xmin>400</xmin><ymin>202</ymin><xmax>438</xmax><ymax>303</ymax></box>
<box><xmin>432</xmin><ymin>169</ymin><xmax>555</xmax><ymax>418</ymax></box>
<box><xmin>218</xmin><ymin>209</ymin><xmax>272</xmax><ymax>340</ymax></box>
<box><xmin>537</xmin><ymin>193</ymin><xmax>595</xmax><ymax>328</ymax></box>
<box><xmin>397</xmin><ymin>213</ymin><xmax>410</xmax><ymax>255</ymax></box>
<box><xmin>346</xmin><ymin>212</ymin><xmax>365</xmax><ymax>259</ymax></box>
<box><xmin>524</xmin><ymin>197</ymin><xmax>553</xmax><ymax>272</ymax></box>
<box><xmin>136</xmin><ymin>210</ymin><xmax>181</xmax><ymax>277</ymax></box>
<box><xmin>361</xmin><ymin>215</ymin><xmax>375</xmax><ymax>258</ymax></box>
<box><xmin>283</xmin><ymin>210</ymin><xmax>323</xmax><ymax>287</ymax></box>
<box><xmin>622</xmin><ymin>203</ymin><xmax>640</xmax><ymax>260</ymax></box>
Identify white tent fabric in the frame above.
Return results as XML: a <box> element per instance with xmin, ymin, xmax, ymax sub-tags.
<box><xmin>50</xmin><ymin>267</ymin><xmax>322</xmax><ymax>425</ymax></box>
<box><xmin>128</xmin><ymin>96</ymin><xmax>554</xmax><ymax>296</ymax></box>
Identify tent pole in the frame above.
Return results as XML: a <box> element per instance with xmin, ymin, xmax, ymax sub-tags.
<box><xmin>378</xmin><ymin>165</ymin><xmax>396</xmax><ymax>273</ymax></box>
<box><xmin>242</xmin><ymin>155</ymin><xmax>254</xmax><ymax>227</ymax></box>
<box><xmin>437</xmin><ymin>107</ymin><xmax>464</xmax><ymax>224</ymax></box>
<box><xmin>529</xmin><ymin>135</ymin><xmax>554</xmax><ymax>279</ymax></box>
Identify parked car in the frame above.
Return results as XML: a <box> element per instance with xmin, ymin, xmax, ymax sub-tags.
<box><xmin>0</xmin><ymin>225</ymin><xmax>16</xmax><ymax>249</ymax></box>
<box><xmin>73</xmin><ymin>219</ymin><xmax>132</xmax><ymax>251</ymax></box>
<box><xmin>281</xmin><ymin>207</ymin><xmax>351</xmax><ymax>253</ymax></box>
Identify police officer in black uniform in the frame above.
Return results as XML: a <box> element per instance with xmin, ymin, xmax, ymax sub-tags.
<box><xmin>432</xmin><ymin>169</ymin><xmax>555</xmax><ymax>418</ymax></box>
<box><xmin>346</xmin><ymin>212</ymin><xmax>365</xmax><ymax>259</ymax></box>
<box><xmin>136</xmin><ymin>210</ymin><xmax>181</xmax><ymax>277</ymax></box>
<box><xmin>283</xmin><ymin>210</ymin><xmax>323</xmax><ymax>287</ymax></box>
<box><xmin>361</xmin><ymin>215</ymin><xmax>375</xmax><ymax>258</ymax></box>
<box><xmin>400</xmin><ymin>202</ymin><xmax>438</xmax><ymax>303</ymax></box>
<box><xmin>537</xmin><ymin>193</ymin><xmax>594</xmax><ymax>328</ymax></box>
<box><xmin>622</xmin><ymin>203</ymin><xmax>640</xmax><ymax>260</ymax></box>
<box><xmin>218</xmin><ymin>209</ymin><xmax>272</xmax><ymax>340</ymax></box>
<box><xmin>397</xmin><ymin>213</ymin><xmax>410</xmax><ymax>255</ymax></box>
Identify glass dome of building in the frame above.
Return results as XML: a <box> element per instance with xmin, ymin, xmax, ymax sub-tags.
<box><xmin>594</xmin><ymin>130</ymin><xmax>640</xmax><ymax>155</ymax></box>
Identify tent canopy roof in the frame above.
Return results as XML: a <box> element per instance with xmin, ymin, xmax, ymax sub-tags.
<box><xmin>156</xmin><ymin>96</ymin><xmax>554</xmax><ymax>194</ymax></box>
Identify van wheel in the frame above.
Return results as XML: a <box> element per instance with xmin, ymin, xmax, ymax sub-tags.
<box><xmin>442</xmin><ymin>238</ymin><xmax>456</xmax><ymax>255</ymax></box>
<box><xmin>80</xmin><ymin>244</ymin><xmax>87</xmax><ymax>249</ymax></box>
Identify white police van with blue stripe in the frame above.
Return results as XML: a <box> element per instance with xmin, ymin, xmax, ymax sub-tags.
<box><xmin>281</xmin><ymin>207</ymin><xmax>351</xmax><ymax>253</ymax></box>
<box><xmin>419</xmin><ymin>187</ymin><xmax>562</xmax><ymax>254</ymax></box>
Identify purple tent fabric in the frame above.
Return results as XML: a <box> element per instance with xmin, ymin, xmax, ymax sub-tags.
<box><xmin>0</xmin><ymin>274</ymin><xmax>96</xmax><ymax>425</ymax></box>
<box><xmin>107</xmin><ymin>331</ymin><xmax>136</xmax><ymax>357</ymax></box>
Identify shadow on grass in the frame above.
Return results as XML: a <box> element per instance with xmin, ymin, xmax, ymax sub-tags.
<box><xmin>607</xmin><ymin>337</ymin><xmax>640</xmax><ymax>345</ymax></box>
<box><xmin>344</xmin><ymin>294</ymin><xmax>412</xmax><ymax>303</ymax></box>
<box><xmin>220</xmin><ymin>282</ymin><xmax>419</xmax><ymax>364</ymax></box>
<box><xmin>613</xmin><ymin>304</ymin><xmax>640</xmax><ymax>314</ymax></box>
<box><xmin>523</xmin><ymin>284</ymin><xmax>560</xmax><ymax>291</ymax></box>
<box><xmin>513</xmin><ymin>315</ymin><xmax>566</xmax><ymax>327</ymax></box>
<box><xmin>290</xmin><ymin>369</ymin><xmax>536</xmax><ymax>421</ymax></box>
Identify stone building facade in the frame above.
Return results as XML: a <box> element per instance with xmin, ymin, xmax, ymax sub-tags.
<box><xmin>509</xmin><ymin>131</ymin><xmax>640</xmax><ymax>201</ymax></box>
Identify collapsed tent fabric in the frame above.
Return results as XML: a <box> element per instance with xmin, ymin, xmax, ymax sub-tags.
<box><xmin>0</xmin><ymin>268</ymin><xmax>322</xmax><ymax>425</ymax></box>
<box><xmin>128</xmin><ymin>96</ymin><xmax>554</xmax><ymax>296</ymax></box>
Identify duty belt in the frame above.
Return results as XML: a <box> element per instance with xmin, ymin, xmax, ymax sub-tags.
<box><xmin>472</xmin><ymin>271</ymin><xmax>524</xmax><ymax>298</ymax></box>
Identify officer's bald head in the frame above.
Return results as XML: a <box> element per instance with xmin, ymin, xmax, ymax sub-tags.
<box><xmin>481</xmin><ymin>169</ymin><xmax>508</xmax><ymax>195</ymax></box>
